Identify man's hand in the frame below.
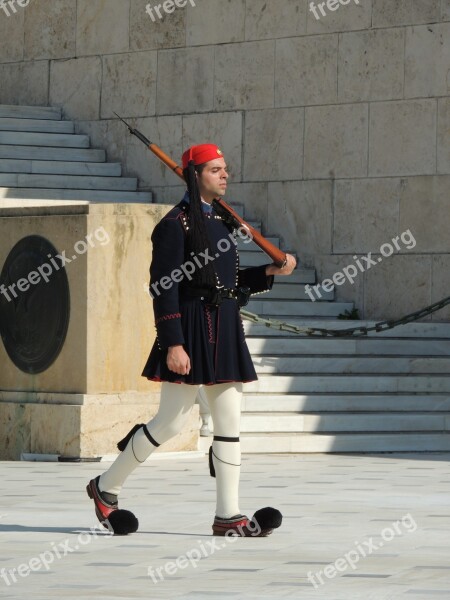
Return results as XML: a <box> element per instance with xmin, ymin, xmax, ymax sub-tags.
<box><xmin>167</xmin><ymin>345</ymin><xmax>191</xmax><ymax>375</ymax></box>
<box><xmin>266</xmin><ymin>253</ymin><xmax>297</xmax><ymax>276</ymax></box>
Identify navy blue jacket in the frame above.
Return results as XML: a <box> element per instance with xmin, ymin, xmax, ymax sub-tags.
<box><xmin>142</xmin><ymin>195</ymin><xmax>274</xmax><ymax>385</ymax></box>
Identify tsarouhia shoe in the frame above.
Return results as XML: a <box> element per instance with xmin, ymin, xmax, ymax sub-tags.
<box><xmin>212</xmin><ymin>507</ymin><xmax>283</xmax><ymax>537</ymax></box>
<box><xmin>86</xmin><ymin>475</ymin><xmax>138</xmax><ymax>535</ymax></box>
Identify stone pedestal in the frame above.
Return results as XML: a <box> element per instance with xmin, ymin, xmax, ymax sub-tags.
<box><xmin>0</xmin><ymin>201</ymin><xmax>199</xmax><ymax>460</ymax></box>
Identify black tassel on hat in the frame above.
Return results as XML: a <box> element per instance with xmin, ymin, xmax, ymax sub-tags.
<box><xmin>183</xmin><ymin>161</ymin><xmax>218</xmax><ymax>290</ymax></box>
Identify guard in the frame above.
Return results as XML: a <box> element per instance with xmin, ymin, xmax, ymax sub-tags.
<box><xmin>87</xmin><ymin>143</ymin><xmax>296</xmax><ymax>536</ymax></box>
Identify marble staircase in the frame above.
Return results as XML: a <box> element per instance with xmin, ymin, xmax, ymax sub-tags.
<box><xmin>198</xmin><ymin>210</ymin><xmax>450</xmax><ymax>453</ymax></box>
<box><xmin>0</xmin><ymin>104</ymin><xmax>152</xmax><ymax>203</ymax></box>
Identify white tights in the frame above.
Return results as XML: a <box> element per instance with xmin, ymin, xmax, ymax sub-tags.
<box><xmin>98</xmin><ymin>382</ymin><xmax>243</xmax><ymax>519</ymax></box>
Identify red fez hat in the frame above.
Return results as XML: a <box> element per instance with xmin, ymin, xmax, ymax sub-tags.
<box><xmin>182</xmin><ymin>144</ymin><xmax>224</xmax><ymax>169</ymax></box>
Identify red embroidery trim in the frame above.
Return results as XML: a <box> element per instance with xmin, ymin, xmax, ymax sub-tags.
<box><xmin>155</xmin><ymin>312</ymin><xmax>181</xmax><ymax>325</ymax></box>
<box><xmin>204</xmin><ymin>305</ymin><xmax>215</xmax><ymax>344</ymax></box>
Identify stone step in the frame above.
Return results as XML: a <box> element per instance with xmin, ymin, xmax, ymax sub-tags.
<box><xmin>0</xmin><ymin>188</ymin><xmax>152</xmax><ymax>203</ymax></box>
<box><xmin>0</xmin><ymin>104</ymin><xmax>62</xmax><ymax>120</ymax></box>
<box><xmin>246</xmin><ymin>299</ymin><xmax>353</xmax><ymax>317</ymax></box>
<box><xmin>0</xmin><ymin>145</ymin><xmax>106</xmax><ymax>162</ymax></box>
<box><xmin>240</xmin><ymin>412</ymin><xmax>450</xmax><ymax>433</ymax></box>
<box><xmin>0</xmin><ymin>131</ymin><xmax>89</xmax><ymax>148</ymax></box>
<box><xmin>252</xmin><ymin>356</ymin><xmax>450</xmax><ymax>374</ymax></box>
<box><xmin>244</xmin><ymin>220</ymin><xmax>261</xmax><ymax>232</ymax></box>
<box><xmin>243</xmin><ymin>318</ymin><xmax>450</xmax><ymax>338</ymax></box>
<box><xmin>237</xmin><ymin>433</ymin><xmax>450</xmax><ymax>453</ymax></box>
<box><xmin>245</xmin><ymin>374</ymin><xmax>450</xmax><ymax>393</ymax></box>
<box><xmin>0</xmin><ymin>118</ymin><xmax>74</xmax><ymax>134</ymax></box>
<box><xmin>0</xmin><ymin>173</ymin><xmax>137</xmax><ymax>191</ymax></box>
<box><xmin>241</xmin><ymin>394</ymin><xmax>450</xmax><ymax>412</ymax></box>
<box><xmin>263</xmin><ymin>283</ymin><xmax>334</xmax><ymax>301</ymax></box>
<box><xmin>0</xmin><ymin>159</ymin><xmax>121</xmax><ymax>177</ymax></box>
<box><xmin>243</xmin><ymin>268</ymin><xmax>315</xmax><ymax>285</ymax></box>
<box><xmin>236</xmin><ymin>237</ymin><xmax>280</xmax><ymax>251</ymax></box>
<box><xmin>239</xmin><ymin>250</ymin><xmax>297</xmax><ymax>268</ymax></box>
<box><xmin>246</xmin><ymin>337</ymin><xmax>450</xmax><ymax>355</ymax></box>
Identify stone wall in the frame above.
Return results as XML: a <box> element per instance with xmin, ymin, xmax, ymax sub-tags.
<box><xmin>0</xmin><ymin>0</ymin><xmax>449</xmax><ymax>320</ymax></box>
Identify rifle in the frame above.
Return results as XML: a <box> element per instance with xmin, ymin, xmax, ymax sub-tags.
<box><xmin>115</xmin><ymin>113</ymin><xmax>287</xmax><ymax>268</ymax></box>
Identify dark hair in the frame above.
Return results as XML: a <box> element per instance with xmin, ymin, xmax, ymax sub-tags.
<box><xmin>182</xmin><ymin>161</ymin><xmax>218</xmax><ymax>289</ymax></box>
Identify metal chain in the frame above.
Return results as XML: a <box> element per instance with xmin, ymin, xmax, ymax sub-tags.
<box><xmin>240</xmin><ymin>295</ymin><xmax>450</xmax><ymax>337</ymax></box>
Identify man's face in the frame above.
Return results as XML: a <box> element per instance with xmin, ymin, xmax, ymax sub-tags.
<box><xmin>196</xmin><ymin>158</ymin><xmax>229</xmax><ymax>201</ymax></box>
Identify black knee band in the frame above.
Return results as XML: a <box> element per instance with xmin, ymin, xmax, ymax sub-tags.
<box><xmin>117</xmin><ymin>423</ymin><xmax>160</xmax><ymax>454</ymax></box>
<box><xmin>213</xmin><ymin>435</ymin><xmax>240</xmax><ymax>442</ymax></box>
<box><xmin>143</xmin><ymin>426</ymin><xmax>160</xmax><ymax>448</ymax></box>
<box><xmin>209</xmin><ymin>437</ymin><xmax>241</xmax><ymax>478</ymax></box>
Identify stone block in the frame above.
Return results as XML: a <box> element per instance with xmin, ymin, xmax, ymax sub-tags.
<box><xmin>313</xmin><ymin>254</ymin><xmax>364</xmax><ymax>309</ymax></box>
<box><xmin>182</xmin><ymin>111</ymin><xmax>243</xmax><ymax>181</ymax></box>
<box><xmin>29</xmin><ymin>404</ymin><xmax>81</xmax><ymax>456</ymax></box>
<box><xmin>431</xmin><ymin>255</ymin><xmax>450</xmax><ymax>320</ymax></box>
<box><xmin>0</xmin><ymin>203</ymin><xmax>170</xmax><ymax>395</ymax></box>
<box><xmin>244</xmin><ymin>108</ymin><xmax>304</xmax><ymax>181</ymax></box>
<box><xmin>0</xmin><ymin>6</ymin><xmax>24</xmax><ymax>62</ymax></box>
<box><xmin>307</xmin><ymin>0</ymin><xmax>372</xmax><ymax>34</ymax></box>
<box><xmin>0</xmin><ymin>396</ymin><xmax>199</xmax><ymax>459</ymax></box>
<box><xmin>369</xmin><ymin>100</ymin><xmax>437</xmax><ymax>176</ymax></box>
<box><xmin>338</xmin><ymin>29</ymin><xmax>404</xmax><ymax>102</ymax></box>
<box><xmin>187</xmin><ymin>0</ymin><xmax>245</xmax><ymax>46</ymax></box>
<box><xmin>334</xmin><ymin>178</ymin><xmax>401</xmax><ymax>254</ymax></box>
<box><xmin>438</xmin><ymin>98</ymin><xmax>450</xmax><ymax>174</ymax></box>
<box><xmin>24</xmin><ymin>0</ymin><xmax>76</xmax><ymax>60</ymax></box>
<box><xmin>0</xmin><ymin>402</ymin><xmax>30</xmax><ymax>461</ymax></box>
<box><xmin>268</xmin><ymin>180</ymin><xmax>333</xmax><ymax>262</ymax></box>
<box><xmin>304</xmin><ymin>103</ymin><xmax>368</xmax><ymax>179</ymax></box>
<box><xmin>101</xmin><ymin>51</ymin><xmax>158</xmax><ymax>119</ymax></box>
<box><xmin>245</xmin><ymin>0</ymin><xmax>306</xmax><ymax>39</ymax></box>
<box><xmin>364</xmin><ymin>255</ymin><xmax>432</xmax><ymax>321</ymax></box>
<box><xmin>0</xmin><ymin>60</ymin><xmax>49</xmax><ymax>106</ymax></box>
<box><xmin>398</xmin><ymin>175</ymin><xmax>450</xmax><ymax>253</ymax></box>
<box><xmin>156</xmin><ymin>47</ymin><xmax>214</xmax><ymax>114</ymax></box>
<box><xmin>76</xmin><ymin>0</ymin><xmax>130</xmax><ymax>56</ymax></box>
<box><xmin>372</xmin><ymin>0</ymin><xmax>440</xmax><ymax>27</ymax></box>
<box><xmin>275</xmin><ymin>35</ymin><xmax>338</xmax><ymax>107</ymax></box>
<box><xmin>74</xmin><ymin>119</ymin><xmax>128</xmax><ymax>166</ymax></box>
<box><xmin>149</xmin><ymin>185</ymin><xmax>187</xmax><ymax>204</ymax></box>
<box><xmin>125</xmin><ymin>116</ymin><xmax>183</xmax><ymax>187</ymax></box>
<box><xmin>442</xmin><ymin>0</ymin><xmax>450</xmax><ymax>20</ymax></box>
<box><xmin>50</xmin><ymin>56</ymin><xmax>101</xmax><ymax>120</ymax></box>
<box><xmin>130</xmin><ymin>0</ymin><xmax>186</xmax><ymax>51</ymax></box>
<box><xmin>214</xmin><ymin>41</ymin><xmax>275</xmax><ymax>111</ymax></box>
<box><xmin>405</xmin><ymin>23</ymin><xmax>450</xmax><ymax>98</ymax></box>
<box><xmin>224</xmin><ymin>182</ymin><xmax>269</xmax><ymax>232</ymax></box>
<box><xmin>80</xmin><ymin>402</ymin><xmax>200</xmax><ymax>457</ymax></box>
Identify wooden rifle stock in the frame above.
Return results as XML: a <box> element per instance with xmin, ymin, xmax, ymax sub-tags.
<box><xmin>115</xmin><ymin>113</ymin><xmax>287</xmax><ymax>267</ymax></box>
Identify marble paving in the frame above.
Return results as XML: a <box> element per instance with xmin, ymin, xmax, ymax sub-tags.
<box><xmin>0</xmin><ymin>452</ymin><xmax>449</xmax><ymax>599</ymax></box>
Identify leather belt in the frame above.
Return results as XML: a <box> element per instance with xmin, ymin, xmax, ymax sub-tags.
<box><xmin>182</xmin><ymin>286</ymin><xmax>251</xmax><ymax>307</ymax></box>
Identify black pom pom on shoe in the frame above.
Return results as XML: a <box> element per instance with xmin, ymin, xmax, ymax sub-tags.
<box><xmin>251</xmin><ymin>507</ymin><xmax>283</xmax><ymax>531</ymax></box>
<box><xmin>106</xmin><ymin>510</ymin><xmax>139</xmax><ymax>535</ymax></box>
<box><xmin>117</xmin><ymin>424</ymin><xmax>145</xmax><ymax>451</ymax></box>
